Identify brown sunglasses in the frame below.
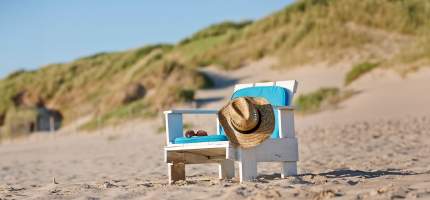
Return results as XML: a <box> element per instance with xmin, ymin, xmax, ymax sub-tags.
<box><xmin>184</xmin><ymin>130</ymin><xmax>208</xmax><ymax>138</ymax></box>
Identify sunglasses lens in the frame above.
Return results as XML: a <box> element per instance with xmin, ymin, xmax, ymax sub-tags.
<box><xmin>185</xmin><ymin>130</ymin><xmax>195</xmax><ymax>138</ymax></box>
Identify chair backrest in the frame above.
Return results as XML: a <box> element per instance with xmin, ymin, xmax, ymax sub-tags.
<box><xmin>233</xmin><ymin>80</ymin><xmax>298</xmax><ymax>104</ymax></box>
<box><xmin>219</xmin><ymin>80</ymin><xmax>298</xmax><ymax>138</ymax></box>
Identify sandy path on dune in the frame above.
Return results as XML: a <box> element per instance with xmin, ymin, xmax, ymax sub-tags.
<box><xmin>1</xmin><ymin>60</ymin><xmax>430</xmax><ymax>199</ymax></box>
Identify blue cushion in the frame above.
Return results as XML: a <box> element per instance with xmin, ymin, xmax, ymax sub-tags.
<box><xmin>220</xmin><ymin>86</ymin><xmax>291</xmax><ymax>138</ymax></box>
<box><xmin>231</xmin><ymin>86</ymin><xmax>290</xmax><ymax>106</ymax></box>
<box><xmin>174</xmin><ymin>134</ymin><xmax>228</xmax><ymax>144</ymax></box>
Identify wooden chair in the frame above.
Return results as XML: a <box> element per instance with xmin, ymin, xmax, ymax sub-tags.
<box><xmin>164</xmin><ymin>80</ymin><xmax>299</xmax><ymax>183</ymax></box>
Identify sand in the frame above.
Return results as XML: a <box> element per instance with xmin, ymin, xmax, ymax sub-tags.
<box><xmin>1</xmin><ymin>61</ymin><xmax>430</xmax><ymax>200</ymax></box>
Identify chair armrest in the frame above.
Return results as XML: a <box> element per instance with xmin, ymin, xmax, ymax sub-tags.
<box><xmin>274</xmin><ymin>106</ymin><xmax>295</xmax><ymax>110</ymax></box>
<box><xmin>275</xmin><ymin>106</ymin><xmax>296</xmax><ymax>138</ymax></box>
<box><xmin>164</xmin><ymin>109</ymin><xmax>220</xmax><ymax>145</ymax></box>
<box><xmin>164</xmin><ymin>109</ymin><xmax>218</xmax><ymax>115</ymax></box>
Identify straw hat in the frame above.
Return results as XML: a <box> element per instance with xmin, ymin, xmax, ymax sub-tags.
<box><xmin>218</xmin><ymin>97</ymin><xmax>274</xmax><ymax>148</ymax></box>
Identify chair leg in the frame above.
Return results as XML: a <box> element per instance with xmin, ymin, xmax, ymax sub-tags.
<box><xmin>168</xmin><ymin>162</ymin><xmax>185</xmax><ymax>184</ymax></box>
<box><xmin>219</xmin><ymin>160</ymin><xmax>235</xmax><ymax>179</ymax></box>
<box><xmin>238</xmin><ymin>149</ymin><xmax>257</xmax><ymax>182</ymax></box>
<box><xmin>281</xmin><ymin>161</ymin><xmax>297</xmax><ymax>178</ymax></box>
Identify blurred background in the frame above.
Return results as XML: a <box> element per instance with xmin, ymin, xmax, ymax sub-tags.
<box><xmin>1</xmin><ymin>0</ymin><xmax>429</xmax><ymax>139</ymax></box>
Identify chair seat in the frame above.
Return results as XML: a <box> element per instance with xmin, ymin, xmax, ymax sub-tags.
<box><xmin>174</xmin><ymin>134</ymin><xmax>228</xmax><ymax>144</ymax></box>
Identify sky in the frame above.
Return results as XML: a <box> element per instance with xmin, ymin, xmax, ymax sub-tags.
<box><xmin>0</xmin><ymin>0</ymin><xmax>292</xmax><ymax>78</ymax></box>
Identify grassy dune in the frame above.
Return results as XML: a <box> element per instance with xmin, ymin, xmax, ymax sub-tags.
<box><xmin>294</xmin><ymin>87</ymin><xmax>356</xmax><ymax>114</ymax></box>
<box><xmin>1</xmin><ymin>0</ymin><xmax>430</xmax><ymax>137</ymax></box>
<box><xmin>209</xmin><ymin>0</ymin><xmax>429</xmax><ymax>69</ymax></box>
<box><xmin>0</xmin><ymin>45</ymin><xmax>211</xmax><ymax>135</ymax></box>
<box><xmin>345</xmin><ymin>62</ymin><xmax>379</xmax><ymax>86</ymax></box>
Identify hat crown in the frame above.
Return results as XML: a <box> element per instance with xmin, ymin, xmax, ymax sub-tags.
<box><xmin>229</xmin><ymin>97</ymin><xmax>260</xmax><ymax>132</ymax></box>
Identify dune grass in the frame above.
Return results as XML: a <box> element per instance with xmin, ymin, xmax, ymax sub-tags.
<box><xmin>0</xmin><ymin>44</ymin><xmax>211</xmax><ymax>135</ymax></box>
<box><xmin>345</xmin><ymin>62</ymin><xmax>379</xmax><ymax>85</ymax></box>
<box><xmin>294</xmin><ymin>87</ymin><xmax>356</xmax><ymax>114</ymax></box>
<box><xmin>190</xmin><ymin>0</ymin><xmax>430</xmax><ymax>69</ymax></box>
<box><xmin>178</xmin><ymin>21</ymin><xmax>252</xmax><ymax>46</ymax></box>
<box><xmin>80</xmin><ymin>99</ymin><xmax>156</xmax><ymax>131</ymax></box>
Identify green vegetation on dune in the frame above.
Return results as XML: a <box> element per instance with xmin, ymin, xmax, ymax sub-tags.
<box><xmin>0</xmin><ymin>44</ymin><xmax>210</xmax><ymax>137</ymax></box>
<box><xmin>2</xmin><ymin>0</ymin><xmax>430</xmax><ymax>137</ymax></box>
<box><xmin>179</xmin><ymin>20</ymin><xmax>252</xmax><ymax>46</ymax></box>
<box><xmin>294</xmin><ymin>87</ymin><xmax>356</xmax><ymax>114</ymax></box>
<box><xmin>175</xmin><ymin>35</ymin><xmax>228</xmax><ymax>65</ymax></box>
<box><xmin>174</xmin><ymin>21</ymin><xmax>252</xmax><ymax>67</ymax></box>
<box><xmin>295</xmin><ymin>87</ymin><xmax>340</xmax><ymax>113</ymax></box>
<box><xmin>345</xmin><ymin>62</ymin><xmax>379</xmax><ymax>86</ymax></box>
<box><xmin>80</xmin><ymin>99</ymin><xmax>155</xmax><ymax>131</ymax></box>
<box><xmin>191</xmin><ymin>0</ymin><xmax>430</xmax><ymax>69</ymax></box>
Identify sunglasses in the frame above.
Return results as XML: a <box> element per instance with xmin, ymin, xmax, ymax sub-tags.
<box><xmin>184</xmin><ymin>130</ymin><xmax>208</xmax><ymax>138</ymax></box>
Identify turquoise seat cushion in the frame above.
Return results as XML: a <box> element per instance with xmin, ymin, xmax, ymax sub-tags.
<box><xmin>220</xmin><ymin>86</ymin><xmax>291</xmax><ymax>138</ymax></box>
<box><xmin>174</xmin><ymin>134</ymin><xmax>228</xmax><ymax>144</ymax></box>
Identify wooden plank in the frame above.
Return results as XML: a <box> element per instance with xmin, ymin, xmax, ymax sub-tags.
<box><xmin>238</xmin><ymin>148</ymin><xmax>257</xmax><ymax>182</ymax></box>
<box><xmin>223</xmin><ymin>139</ymin><xmax>298</xmax><ymax>162</ymax></box>
<box><xmin>165</xmin><ymin>113</ymin><xmax>183</xmax><ymax>144</ymax></box>
<box><xmin>277</xmin><ymin>109</ymin><xmax>296</xmax><ymax>138</ymax></box>
<box><xmin>216</xmin><ymin>118</ymin><xmax>221</xmax><ymax>135</ymax></box>
<box><xmin>254</xmin><ymin>82</ymin><xmax>275</xmax><ymax>87</ymax></box>
<box><xmin>276</xmin><ymin>80</ymin><xmax>298</xmax><ymax>105</ymax></box>
<box><xmin>253</xmin><ymin>138</ymin><xmax>298</xmax><ymax>162</ymax></box>
<box><xmin>219</xmin><ymin>160</ymin><xmax>235</xmax><ymax>179</ymax></box>
<box><xmin>232</xmin><ymin>80</ymin><xmax>298</xmax><ymax>106</ymax></box>
<box><xmin>164</xmin><ymin>109</ymin><xmax>218</xmax><ymax>114</ymax></box>
<box><xmin>189</xmin><ymin>148</ymin><xmax>226</xmax><ymax>157</ymax></box>
<box><xmin>166</xmin><ymin>148</ymin><xmax>227</xmax><ymax>164</ymax></box>
<box><xmin>275</xmin><ymin>80</ymin><xmax>298</xmax><ymax>94</ymax></box>
<box><xmin>167</xmin><ymin>152</ymin><xmax>219</xmax><ymax>164</ymax></box>
<box><xmin>165</xmin><ymin>141</ymin><xmax>230</xmax><ymax>150</ymax></box>
<box><xmin>274</xmin><ymin>106</ymin><xmax>295</xmax><ymax>110</ymax></box>
<box><xmin>226</xmin><ymin>146</ymin><xmax>237</xmax><ymax>160</ymax></box>
<box><xmin>168</xmin><ymin>163</ymin><xmax>185</xmax><ymax>184</ymax></box>
<box><xmin>233</xmin><ymin>83</ymin><xmax>254</xmax><ymax>92</ymax></box>
<box><xmin>278</xmin><ymin>109</ymin><xmax>287</xmax><ymax>139</ymax></box>
<box><xmin>285</xmin><ymin>109</ymin><xmax>296</xmax><ymax>138</ymax></box>
<box><xmin>281</xmin><ymin>161</ymin><xmax>298</xmax><ymax>178</ymax></box>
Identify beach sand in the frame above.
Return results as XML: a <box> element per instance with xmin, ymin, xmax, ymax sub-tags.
<box><xmin>1</xmin><ymin>61</ymin><xmax>430</xmax><ymax>199</ymax></box>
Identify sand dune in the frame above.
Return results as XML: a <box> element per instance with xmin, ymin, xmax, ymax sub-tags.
<box><xmin>1</xmin><ymin>62</ymin><xmax>430</xmax><ymax>199</ymax></box>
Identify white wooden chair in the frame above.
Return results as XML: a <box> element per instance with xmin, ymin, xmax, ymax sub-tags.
<box><xmin>164</xmin><ymin>80</ymin><xmax>299</xmax><ymax>183</ymax></box>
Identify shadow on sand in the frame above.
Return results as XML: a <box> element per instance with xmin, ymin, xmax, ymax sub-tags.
<box><xmin>198</xmin><ymin>68</ymin><xmax>239</xmax><ymax>89</ymax></box>
<box><xmin>315</xmin><ymin>169</ymin><xmax>418</xmax><ymax>179</ymax></box>
<box><xmin>195</xmin><ymin>97</ymin><xmax>225</xmax><ymax>107</ymax></box>
<box><xmin>258</xmin><ymin>168</ymin><xmax>419</xmax><ymax>182</ymax></box>
<box><xmin>193</xmin><ymin>69</ymin><xmax>240</xmax><ymax>107</ymax></box>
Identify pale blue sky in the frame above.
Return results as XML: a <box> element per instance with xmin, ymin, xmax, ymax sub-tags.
<box><xmin>0</xmin><ymin>0</ymin><xmax>292</xmax><ymax>78</ymax></box>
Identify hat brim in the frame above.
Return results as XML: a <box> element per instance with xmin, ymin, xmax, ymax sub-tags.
<box><xmin>218</xmin><ymin>97</ymin><xmax>275</xmax><ymax>148</ymax></box>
